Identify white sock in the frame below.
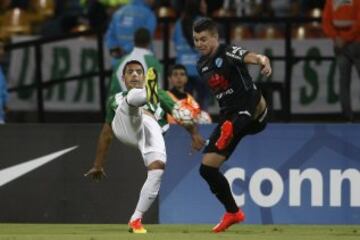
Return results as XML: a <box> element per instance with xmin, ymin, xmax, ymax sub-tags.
<box><xmin>130</xmin><ymin>169</ymin><xmax>164</xmax><ymax>222</ymax></box>
<box><xmin>126</xmin><ymin>88</ymin><xmax>146</xmax><ymax>107</ymax></box>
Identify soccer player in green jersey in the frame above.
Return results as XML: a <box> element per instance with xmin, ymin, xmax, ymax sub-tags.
<box><xmin>85</xmin><ymin>61</ymin><xmax>204</xmax><ymax>233</ymax></box>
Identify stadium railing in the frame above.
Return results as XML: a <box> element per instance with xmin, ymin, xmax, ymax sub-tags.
<box><xmin>5</xmin><ymin>16</ymin><xmax>337</xmax><ymax>123</ymax></box>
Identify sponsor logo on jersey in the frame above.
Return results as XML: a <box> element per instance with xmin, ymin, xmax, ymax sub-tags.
<box><xmin>232</xmin><ymin>46</ymin><xmax>242</xmax><ymax>54</ymax></box>
<box><xmin>226</xmin><ymin>51</ymin><xmax>242</xmax><ymax>61</ymax></box>
<box><xmin>215</xmin><ymin>58</ymin><xmax>223</xmax><ymax>68</ymax></box>
<box><xmin>201</xmin><ymin>66</ymin><xmax>209</xmax><ymax>72</ymax></box>
<box><xmin>216</xmin><ymin>88</ymin><xmax>234</xmax><ymax>99</ymax></box>
<box><xmin>208</xmin><ymin>73</ymin><xmax>229</xmax><ymax>91</ymax></box>
<box><xmin>231</xmin><ymin>46</ymin><xmax>247</xmax><ymax>56</ymax></box>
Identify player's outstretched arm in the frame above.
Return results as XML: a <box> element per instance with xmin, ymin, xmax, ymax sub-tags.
<box><xmin>84</xmin><ymin>123</ymin><xmax>113</xmax><ymax>180</ymax></box>
<box><xmin>244</xmin><ymin>52</ymin><xmax>272</xmax><ymax>77</ymax></box>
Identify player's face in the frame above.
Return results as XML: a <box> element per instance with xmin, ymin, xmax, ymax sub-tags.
<box><xmin>170</xmin><ymin>69</ymin><xmax>188</xmax><ymax>89</ymax></box>
<box><xmin>123</xmin><ymin>63</ymin><xmax>145</xmax><ymax>89</ymax></box>
<box><xmin>193</xmin><ymin>30</ymin><xmax>219</xmax><ymax>56</ymax></box>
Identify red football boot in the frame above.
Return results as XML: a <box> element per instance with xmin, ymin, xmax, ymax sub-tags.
<box><xmin>212</xmin><ymin>209</ymin><xmax>245</xmax><ymax>233</ymax></box>
<box><xmin>128</xmin><ymin>218</ymin><xmax>147</xmax><ymax>233</ymax></box>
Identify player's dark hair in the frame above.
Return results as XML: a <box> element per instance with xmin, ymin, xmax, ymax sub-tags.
<box><xmin>123</xmin><ymin>60</ymin><xmax>145</xmax><ymax>75</ymax></box>
<box><xmin>193</xmin><ymin>17</ymin><xmax>218</xmax><ymax>34</ymax></box>
<box><xmin>169</xmin><ymin>64</ymin><xmax>188</xmax><ymax>76</ymax></box>
<box><xmin>134</xmin><ymin>27</ymin><xmax>151</xmax><ymax>48</ymax></box>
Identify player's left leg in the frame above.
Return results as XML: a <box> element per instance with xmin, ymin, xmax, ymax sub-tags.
<box><xmin>200</xmin><ymin>113</ymin><xmax>255</xmax><ymax>233</ymax></box>
<box><xmin>128</xmin><ymin>115</ymin><xmax>166</xmax><ymax>233</ymax></box>
<box><xmin>199</xmin><ymin>153</ymin><xmax>245</xmax><ymax>233</ymax></box>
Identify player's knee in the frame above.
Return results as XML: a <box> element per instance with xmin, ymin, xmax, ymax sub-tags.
<box><xmin>126</xmin><ymin>88</ymin><xmax>146</xmax><ymax>107</ymax></box>
<box><xmin>147</xmin><ymin>160</ymin><xmax>165</xmax><ymax>170</ymax></box>
<box><xmin>199</xmin><ymin>164</ymin><xmax>218</xmax><ymax>180</ymax></box>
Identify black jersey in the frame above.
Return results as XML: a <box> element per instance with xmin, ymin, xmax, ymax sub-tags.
<box><xmin>196</xmin><ymin>43</ymin><xmax>260</xmax><ymax>115</ymax></box>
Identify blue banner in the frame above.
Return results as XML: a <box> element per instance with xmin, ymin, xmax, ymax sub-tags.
<box><xmin>160</xmin><ymin>124</ymin><xmax>360</xmax><ymax>224</ymax></box>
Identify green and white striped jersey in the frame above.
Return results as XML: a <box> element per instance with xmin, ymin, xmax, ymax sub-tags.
<box><xmin>104</xmin><ymin>49</ymin><xmax>172</xmax><ymax>131</ymax></box>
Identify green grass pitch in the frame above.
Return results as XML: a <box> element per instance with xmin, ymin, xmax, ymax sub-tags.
<box><xmin>0</xmin><ymin>224</ymin><xmax>359</xmax><ymax>240</ymax></box>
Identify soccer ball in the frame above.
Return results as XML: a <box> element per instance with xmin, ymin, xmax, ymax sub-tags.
<box><xmin>172</xmin><ymin>104</ymin><xmax>195</xmax><ymax>126</ymax></box>
<box><xmin>178</xmin><ymin>107</ymin><xmax>194</xmax><ymax>125</ymax></box>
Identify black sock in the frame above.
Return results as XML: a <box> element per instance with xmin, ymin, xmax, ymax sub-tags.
<box><xmin>199</xmin><ymin>164</ymin><xmax>238</xmax><ymax>213</ymax></box>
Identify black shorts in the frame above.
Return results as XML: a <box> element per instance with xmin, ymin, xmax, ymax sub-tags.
<box><xmin>203</xmin><ymin>107</ymin><xmax>268</xmax><ymax>159</ymax></box>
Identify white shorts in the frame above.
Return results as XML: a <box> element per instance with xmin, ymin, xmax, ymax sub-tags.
<box><xmin>111</xmin><ymin>97</ymin><xmax>166</xmax><ymax>166</ymax></box>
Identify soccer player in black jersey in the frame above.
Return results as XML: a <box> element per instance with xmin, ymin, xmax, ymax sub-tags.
<box><xmin>193</xmin><ymin>17</ymin><xmax>272</xmax><ymax>233</ymax></box>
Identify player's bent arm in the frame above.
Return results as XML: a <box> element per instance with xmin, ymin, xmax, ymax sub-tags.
<box><xmin>243</xmin><ymin>52</ymin><xmax>272</xmax><ymax>77</ymax></box>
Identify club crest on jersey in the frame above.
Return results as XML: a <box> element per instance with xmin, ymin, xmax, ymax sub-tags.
<box><xmin>215</xmin><ymin>57</ymin><xmax>223</xmax><ymax>68</ymax></box>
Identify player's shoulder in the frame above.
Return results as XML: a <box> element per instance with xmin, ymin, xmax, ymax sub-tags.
<box><xmin>224</xmin><ymin>44</ymin><xmax>249</xmax><ymax>61</ymax></box>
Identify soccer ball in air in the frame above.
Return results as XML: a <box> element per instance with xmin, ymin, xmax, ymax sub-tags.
<box><xmin>178</xmin><ymin>107</ymin><xmax>194</xmax><ymax>125</ymax></box>
<box><xmin>172</xmin><ymin>104</ymin><xmax>195</xmax><ymax>126</ymax></box>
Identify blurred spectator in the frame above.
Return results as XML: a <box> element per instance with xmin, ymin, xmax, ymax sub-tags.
<box><xmin>0</xmin><ymin>0</ymin><xmax>11</xmax><ymax>12</ymax></box>
<box><xmin>322</xmin><ymin>0</ymin><xmax>360</xmax><ymax>122</ymax></box>
<box><xmin>10</xmin><ymin>0</ymin><xmax>29</xmax><ymax>9</ymax></box>
<box><xmin>0</xmin><ymin>7</ymin><xmax>32</xmax><ymax>40</ymax></box>
<box><xmin>170</xmin><ymin>0</ymin><xmax>184</xmax><ymax>16</ymax></box>
<box><xmin>81</xmin><ymin>0</ymin><xmax>129</xmax><ymax>6</ymax></box>
<box><xmin>40</xmin><ymin>0</ymin><xmax>85</xmax><ymax>36</ymax></box>
<box><xmin>299</xmin><ymin>0</ymin><xmax>325</xmax><ymax>15</ymax></box>
<box><xmin>0</xmin><ymin>42</ymin><xmax>8</xmax><ymax>124</ymax></box>
<box><xmin>254</xmin><ymin>0</ymin><xmax>274</xmax><ymax>17</ymax></box>
<box><xmin>84</xmin><ymin>0</ymin><xmax>108</xmax><ymax>31</ymax></box>
<box><xmin>54</xmin><ymin>0</ymin><xmax>83</xmax><ymax>17</ymax></box>
<box><xmin>269</xmin><ymin>0</ymin><xmax>293</xmax><ymax>16</ymax></box>
<box><xmin>223</xmin><ymin>0</ymin><xmax>258</xmax><ymax>17</ymax></box>
<box><xmin>81</xmin><ymin>0</ymin><xmax>129</xmax><ymax>16</ymax></box>
<box><xmin>172</xmin><ymin>0</ymin><xmax>222</xmax><ymax>17</ymax></box>
<box><xmin>105</xmin><ymin>0</ymin><xmax>157</xmax><ymax>61</ymax></box>
<box><xmin>172</xmin><ymin>0</ymin><xmax>210</xmax><ymax>110</ymax></box>
<box><xmin>167</xmin><ymin>64</ymin><xmax>211</xmax><ymax>124</ymax></box>
<box><xmin>231</xmin><ymin>25</ymin><xmax>253</xmax><ymax>43</ymax></box>
<box><xmin>114</xmin><ymin>27</ymin><xmax>163</xmax><ymax>90</ymax></box>
<box><xmin>206</xmin><ymin>0</ymin><xmax>224</xmax><ymax>16</ymax></box>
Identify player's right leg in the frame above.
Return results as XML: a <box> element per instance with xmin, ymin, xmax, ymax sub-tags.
<box><xmin>128</xmin><ymin>114</ymin><xmax>166</xmax><ymax>233</ymax></box>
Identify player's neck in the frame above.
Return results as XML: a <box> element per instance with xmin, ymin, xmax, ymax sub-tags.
<box><xmin>208</xmin><ymin>42</ymin><xmax>220</xmax><ymax>57</ymax></box>
<box><xmin>174</xmin><ymin>86</ymin><xmax>185</xmax><ymax>93</ymax></box>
